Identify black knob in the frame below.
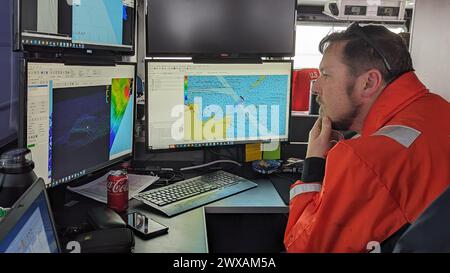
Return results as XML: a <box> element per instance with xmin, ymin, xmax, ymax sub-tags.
<box><xmin>0</xmin><ymin>148</ymin><xmax>35</xmax><ymax>174</ymax></box>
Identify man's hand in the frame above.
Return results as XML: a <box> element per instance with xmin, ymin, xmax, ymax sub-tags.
<box><xmin>306</xmin><ymin>116</ymin><xmax>333</xmax><ymax>159</ymax></box>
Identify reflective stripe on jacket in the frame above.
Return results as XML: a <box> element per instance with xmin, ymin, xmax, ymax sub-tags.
<box><xmin>284</xmin><ymin>72</ymin><xmax>450</xmax><ymax>252</ymax></box>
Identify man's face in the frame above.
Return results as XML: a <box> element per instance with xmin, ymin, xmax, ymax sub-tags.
<box><xmin>313</xmin><ymin>42</ymin><xmax>362</xmax><ymax>131</ymax></box>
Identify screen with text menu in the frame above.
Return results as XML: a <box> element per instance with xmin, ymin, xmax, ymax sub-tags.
<box><xmin>146</xmin><ymin>61</ymin><xmax>292</xmax><ymax>150</ymax></box>
<box><xmin>25</xmin><ymin>61</ymin><xmax>135</xmax><ymax>188</ymax></box>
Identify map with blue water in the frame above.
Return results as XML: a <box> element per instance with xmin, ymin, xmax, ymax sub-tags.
<box><xmin>72</xmin><ymin>0</ymin><xmax>123</xmax><ymax>46</ymax></box>
<box><xmin>184</xmin><ymin>75</ymin><xmax>288</xmax><ymax>140</ymax></box>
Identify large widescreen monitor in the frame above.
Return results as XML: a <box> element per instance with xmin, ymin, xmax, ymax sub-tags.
<box><xmin>17</xmin><ymin>0</ymin><xmax>135</xmax><ymax>54</ymax></box>
<box><xmin>22</xmin><ymin>60</ymin><xmax>136</xmax><ymax>188</ymax></box>
<box><xmin>146</xmin><ymin>0</ymin><xmax>296</xmax><ymax>57</ymax></box>
<box><xmin>145</xmin><ymin>60</ymin><xmax>292</xmax><ymax>151</ymax></box>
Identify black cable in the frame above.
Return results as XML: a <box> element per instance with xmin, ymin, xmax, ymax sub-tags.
<box><xmin>0</xmin><ymin>172</ymin><xmax>6</xmax><ymax>193</ymax></box>
<box><xmin>222</xmin><ymin>164</ymin><xmax>242</xmax><ymax>173</ymax></box>
<box><xmin>206</xmin><ymin>148</ymin><xmax>236</xmax><ymax>161</ymax></box>
<box><xmin>152</xmin><ymin>170</ymin><xmax>185</xmax><ymax>186</ymax></box>
<box><xmin>153</xmin><ymin>173</ymin><xmax>175</xmax><ymax>186</ymax></box>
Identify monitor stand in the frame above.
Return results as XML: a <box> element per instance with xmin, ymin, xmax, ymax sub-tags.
<box><xmin>192</xmin><ymin>54</ymin><xmax>262</xmax><ymax>64</ymax></box>
<box><xmin>130</xmin><ymin>159</ymin><xmax>199</xmax><ymax>171</ymax></box>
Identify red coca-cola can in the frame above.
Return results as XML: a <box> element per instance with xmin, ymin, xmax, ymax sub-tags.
<box><xmin>107</xmin><ymin>170</ymin><xmax>129</xmax><ymax>213</ymax></box>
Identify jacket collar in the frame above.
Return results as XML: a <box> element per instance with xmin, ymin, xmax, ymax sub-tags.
<box><xmin>361</xmin><ymin>72</ymin><xmax>429</xmax><ymax>136</ymax></box>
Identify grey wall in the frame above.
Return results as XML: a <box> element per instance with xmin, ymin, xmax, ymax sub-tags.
<box><xmin>410</xmin><ymin>0</ymin><xmax>450</xmax><ymax>101</ymax></box>
<box><xmin>136</xmin><ymin>0</ymin><xmax>146</xmax><ymax>80</ymax></box>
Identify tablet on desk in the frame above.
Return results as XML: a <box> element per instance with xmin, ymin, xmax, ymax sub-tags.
<box><xmin>0</xmin><ymin>179</ymin><xmax>61</xmax><ymax>253</ymax></box>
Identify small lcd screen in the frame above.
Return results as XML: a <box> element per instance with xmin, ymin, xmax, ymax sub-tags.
<box><xmin>25</xmin><ymin>61</ymin><xmax>135</xmax><ymax>188</ymax></box>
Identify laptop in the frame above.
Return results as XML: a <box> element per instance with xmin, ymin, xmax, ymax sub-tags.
<box><xmin>0</xmin><ymin>178</ymin><xmax>61</xmax><ymax>253</ymax></box>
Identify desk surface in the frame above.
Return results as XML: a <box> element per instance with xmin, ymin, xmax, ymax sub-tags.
<box><xmin>51</xmin><ymin>166</ymin><xmax>289</xmax><ymax>253</ymax></box>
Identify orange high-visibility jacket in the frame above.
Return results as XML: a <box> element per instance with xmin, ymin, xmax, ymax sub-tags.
<box><xmin>284</xmin><ymin>72</ymin><xmax>450</xmax><ymax>253</ymax></box>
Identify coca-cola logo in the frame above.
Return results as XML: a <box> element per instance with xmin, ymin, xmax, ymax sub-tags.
<box><xmin>107</xmin><ymin>178</ymin><xmax>128</xmax><ymax>193</ymax></box>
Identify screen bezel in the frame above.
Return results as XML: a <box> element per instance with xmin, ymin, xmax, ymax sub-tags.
<box><xmin>20</xmin><ymin>58</ymin><xmax>137</xmax><ymax>188</ymax></box>
<box><xmin>0</xmin><ymin>178</ymin><xmax>61</xmax><ymax>253</ymax></box>
<box><xmin>14</xmin><ymin>0</ymin><xmax>137</xmax><ymax>56</ymax></box>
<box><xmin>145</xmin><ymin>0</ymin><xmax>297</xmax><ymax>57</ymax></box>
<box><xmin>144</xmin><ymin>58</ymin><xmax>293</xmax><ymax>153</ymax></box>
<box><xmin>0</xmin><ymin>134</ymin><xmax>18</xmax><ymax>154</ymax></box>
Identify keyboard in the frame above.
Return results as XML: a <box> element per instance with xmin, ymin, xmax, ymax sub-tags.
<box><xmin>134</xmin><ymin>170</ymin><xmax>258</xmax><ymax>217</ymax></box>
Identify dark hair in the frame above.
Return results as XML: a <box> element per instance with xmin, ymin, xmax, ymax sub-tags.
<box><xmin>319</xmin><ymin>24</ymin><xmax>413</xmax><ymax>83</ymax></box>
<box><xmin>398</xmin><ymin>32</ymin><xmax>411</xmax><ymax>49</ymax></box>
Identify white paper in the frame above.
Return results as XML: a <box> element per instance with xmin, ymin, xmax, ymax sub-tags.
<box><xmin>67</xmin><ymin>173</ymin><xmax>159</xmax><ymax>204</ymax></box>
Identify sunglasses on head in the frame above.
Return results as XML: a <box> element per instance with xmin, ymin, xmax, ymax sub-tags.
<box><xmin>347</xmin><ymin>22</ymin><xmax>393</xmax><ymax>77</ymax></box>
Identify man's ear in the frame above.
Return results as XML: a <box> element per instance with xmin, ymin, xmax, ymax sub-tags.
<box><xmin>360</xmin><ymin>69</ymin><xmax>384</xmax><ymax>99</ymax></box>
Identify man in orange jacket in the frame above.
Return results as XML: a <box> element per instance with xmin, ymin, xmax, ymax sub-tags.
<box><xmin>284</xmin><ymin>23</ymin><xmax>450</xmax><ymax>253</ymax></box>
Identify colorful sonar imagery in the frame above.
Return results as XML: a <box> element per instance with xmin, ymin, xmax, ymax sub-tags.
<box><xmin>72</xmin><ymin>0</ymin><xmax>123</xmax><ymax>46</ymax></box>
<box><xmin>110</xmin><ymin>78</ymin><xmax>133</xmax><ymax>157</ymax></box>
<box><xmin>184</xmin><ymin>75</ymin><xmax>288</xmax><ymax>141</ymax></box>
<box><xmin>52</xmin><ymin>86</ymin><xmax>110</xmax><ymax>180</ymax></box>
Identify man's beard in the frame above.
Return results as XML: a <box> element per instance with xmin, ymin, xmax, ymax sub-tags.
<box><xmin>317</xmin><ymin>82</ymin><xmax>361</xmax><ymax>131</ymax></box>
<box><xmin>330</xmin><ymin>106</ymin><xmax>359</xmax><ymax>131</ymax></box>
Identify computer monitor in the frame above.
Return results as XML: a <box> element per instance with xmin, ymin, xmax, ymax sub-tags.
<box><xmin>16</xmin><ymin>0</ymin><xmax>136</xmax><ymax>54</ymax></box>
<box><xmin>22</xmin><ymin>60</ymin><xmax>136</xmax><ymax>188</ymax></box>
<box><xmin>145</xmin><ymin>60</ymin><xmax>292</xmax><ymax>151</ymax></box>
<box><xmin>0</xmin><ymin>178</ymin><xmax>60</xmax><ymax>253</ymax></box>
<box><xmin>146</xmin><ymin>0</ymin><xmax>296</xmax><ymax>57</ymax></box>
